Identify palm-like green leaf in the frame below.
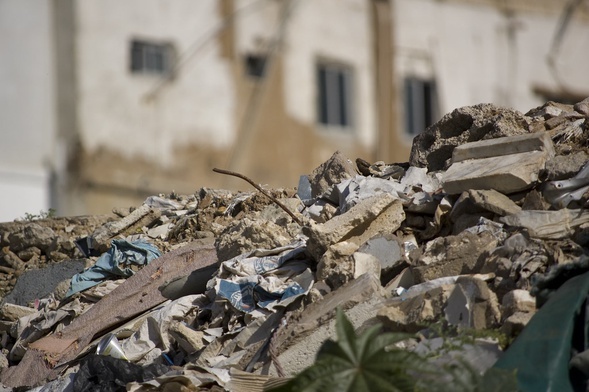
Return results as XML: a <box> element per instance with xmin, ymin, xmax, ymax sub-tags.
<box><xmin>268</xmin><ymin>308</ymin><xmax>428</xmax><ymax>392</ymax></box>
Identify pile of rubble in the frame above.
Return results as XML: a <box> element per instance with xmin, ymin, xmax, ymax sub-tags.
<box><xmin>2</xmin><ymin>98</ymin><xmax>589</xmax><ymax>390</ymax></box>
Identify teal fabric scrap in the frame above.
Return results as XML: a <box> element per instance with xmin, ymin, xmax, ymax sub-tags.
<box><xmin>66</xmin><ymin>239</ymin><xmax>161</xmax><ymax>297</ymax></box>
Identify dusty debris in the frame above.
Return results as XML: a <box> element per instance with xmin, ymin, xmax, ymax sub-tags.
<box><xmin>2</xmin><ymin>98</ymin><xmax>589</xmax><ymax>390</ymax></box>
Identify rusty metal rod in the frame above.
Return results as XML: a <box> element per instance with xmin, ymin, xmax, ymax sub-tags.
<box><xmin>212</xmin><ymin>167</ymin><xmax>303</xmax><ymax>226</ymax></box>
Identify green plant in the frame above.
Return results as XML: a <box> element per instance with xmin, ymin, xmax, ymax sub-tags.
<box><xmin>268</xmin><ymin>309</ymin><xmax>518</xmax><ymax>392</ymax></box>
<box><xmin>19</xmin><ymin>208</ymin><xmax>56</xmax><ymax>221</ymax></box>
<box><xmin>269</xmin><ymin>308</ymin><xmax>427</xmax><ymax>392</ymax></box>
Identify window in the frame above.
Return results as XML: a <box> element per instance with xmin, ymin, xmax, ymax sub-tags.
<box><xmin>404</xmin><ymin>77</ymin><xmax>438</xmax><ymax>136</ymax></box>
<box><xmin>245</xmin><ymin>54</ymin><xmax>267</xmax><ymax>78</ymax></box>
<box><xmin>317</xmin><ymin>63</ymin><xmax>353</xmax><ymax>128</ymax></box>
<box><xmin>130</xmin><ymin>40</ymin><xmax>173</xmax><ymax>75</ymax></box>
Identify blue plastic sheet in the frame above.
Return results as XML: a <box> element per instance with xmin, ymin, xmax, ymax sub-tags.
<box><xmin>66</xmin><ymin>239</ymin><xmax>161</xmax><ymax>297</ymax></box>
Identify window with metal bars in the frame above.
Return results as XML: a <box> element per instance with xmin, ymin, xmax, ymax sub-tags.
<box><xmin>317</xmin><ymin>63</ymin><xmax>354</xmax><ymax>128</ymax></box>
<box><xmin>404</xmin><ymin>77</ymin><xmax>438</xmax><ymax>136</ymax></box>
<box><xmin>130</xmin><ymin>40</ymin><xmax>173</xmax><ymax>75</ymax></box>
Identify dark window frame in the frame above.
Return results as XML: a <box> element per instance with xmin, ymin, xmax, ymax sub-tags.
<box><xmin>317</xmin><ymin>62</ymin><xmax>354</xmax><ymax>129</ymax></box>
<box><xmin>404</xmin><ymin>77</ymin><xmax>438</xmax><ymax>136</ymax></box>
<box><xmin>130</xmin><ymin>40</ymin><xmax>174</xmax><ymax>75</ymax></box>
<box><xmin>245</xmin><ymin>54</ymin><xmax>267</xmax><ymax>79</ymax></box>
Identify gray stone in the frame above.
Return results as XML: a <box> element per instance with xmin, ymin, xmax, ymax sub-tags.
<box><xmin>412</xmin><ymin>230</ymin><xmax>499</xmax><ymax>283</ymax></box>
<box><xmin>444</xmin><ymin>277</ymin><xmax>501</xmax><ymax>330</ymax></box>
<box><xmin>352</xmin><ymin>252</ymin><xmax>382</xmax><ymax>279</ymax></box>
<box><xmin>3</xmin><ymin>260</ymin><xmax>86</xmax><ymax>306</ymax></box>
<box><xmin>501</xmin><ymin>311</ymin><xmax>533</xmax><ymax>337</ymax></box>
<box><xmin>410</xmin><ymin>103</ymin><xmax>530</xmax><ymax>172</ymax></box>
<box><xmin>574</xmin><ymin>97</ymin><xmax>589</xmax><ymax>116</ymax></box>
<box><xmin>377</xmin><ymin>284</ymin><xmax>454</xmax><ymax>332</ymax></box>
<box><xmin>543</xmin><ymin>151</ymin><xmax>589</xmax><ymax>181</ymax></box>
<box><xmin>357</xmin><ymin>234</ymin><xmax>407</xmax><ymax>283</ymax></box>
<box><xmin>308</xmin><ymin>151</ymin><xmax>358</xmax><ymax>198</ymax></box>
<box><xmin>0</xmin><ymin>303</ymin><xmax>36</xmax><ymax>322</ymax></box>
<box><xmin>501</xmin><ymin>289</ymin><xmax>535</xmax><ymax>319</ymax></box>
<box><xmin>384</xmin><ymin>267</ymin><xmax>415</xmax><ymax>297</ymax></box>
<box><xmin>450</xmin><ymin>190</ymin><xmax>521</xmax><ymax>226</ymax></box>
<box><xmin>8</xmin><ymin>224</ymin><xmax>57</xmax><ymax>254</ymax></box>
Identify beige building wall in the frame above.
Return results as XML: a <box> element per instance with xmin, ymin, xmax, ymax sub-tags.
<box><xmin>2</xmin><ymin>0</ymin><xmax>589</xmax><ymax>220</ymax></box>
<box><xmin>393</xmin><ymin>0</ymin><xmax>589</xmax><ymax>160</ymax></box>
<box><xmin>69</xmin><ymin>0</ymin><xmax>379</xmax><ymax>214</ymax></box>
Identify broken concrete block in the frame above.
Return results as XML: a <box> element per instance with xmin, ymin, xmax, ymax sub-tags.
<box><xmin>357</xmin><ymin>234</ymin><xmax>407</xmax><ymax>283</ymax></box>
<box><xmin>269</xmin><ymin>273</ymin><xmax>385</xmax><ymax>376</ymax></box>
<box><xmin>409</xmin><ymin>103</ymin><xmax>530</xmax><ymax>171</ymax></box>
<box><xmin>88</xmin><ymin>204</ymin><xmax>161</xmax><ymax>253</ymax></box>
<box><xmin>305</xmin><ymin>199</ymin><xmax>337</xmax><ymax>223</ymax></box>
<box><xmin>384</xmin><ymin>267</ymin><xmax>414</xmax><ymax>297</ymax></box>
<box><xmin>316</xmin><ymin>241</ymin><xmax>358</xmax><ymax>289</ymax></box>
<box><xmin>444</xmin><ymin>277</ymin><xmax>501</xmax><ymax>330</ymax></box>
<box><xmin>377</xmin><ymin>284</ymin><xmax>454</xmax><ymax>332</ymax></box>
<box><xmin>501</xmin><ymin>311</ymin><xmax>533</xmax><ymax>337</ymax></box>
<box><xmin>352</xmin><ymin>252</ymin><xmax>381</xmax><ymax>279</ymax></box>
<box><xmin>308</xmin><ymin>151</ymin><xmax>358</xmax><ymax>198</ymax></box>
<box><xmin>215</xmin><ymin>218</ymin><xmax>292</xmax><ymax>262</ymax></box>
<box><xmin>442</xmin><ymin>132</ymin><xmax>554</xmax><ymax>195</ymax></box>
<box><xmin>451</xmin><ymin>132</ymin><xmax>554</xmax><ymax>163</ymax></box>
<box><xmin>412</xmin><ymin>230</ymin><xmax>499</xmax><ymax>283</ymax></box>
<box><xmin>442</xmin><ymin>151</ymin><xmax>549</xmax><ymax>195</ymax></box>
<box><xmin>0</xmin><ymin>303</ymin><xmax>36</xmax><ymax>322</ymax></box>
<box><xmin>456</xmin><ymin>189</ymin><xmax>522</xmax><ymax>217</ymax></box>
<box><xmin>168</xmin><ymin>320</ymin><xmax>206</xmax><ymax>353</ymax></box>
<box><xmin>501</xmin><ymin>289</ymin><xmax>535</xmax><ymax>319</ymax></box>
<box><xmin>501</xmin><ymin>209</ymin><xmax>589</xmax><ymax>239</ymax></box>
<box><xmin>303</xmin><ymin>193</ymin><xmax>405</xmax><ymax>261</ymax></box>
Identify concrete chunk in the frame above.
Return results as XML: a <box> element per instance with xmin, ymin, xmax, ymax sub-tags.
<box><xmin>269</xmin><ymin>273</ymin><xmax>385</xmax><ymax>376</ymax></box>
<box><xmin>444</xmin><ymin>277</ymin><xmax>501</xmax><ymax>330</ymax></box>
<box><xmin>413</xmin><ymin>231</ymin><xmax>499</xmax><ymax>282</ymax></box>
<box><xmin>451</xmin><ymin>132</ymin><xmax>554</xmax><ymax>163</ymax></box>
<box><xmin>308</xmin><ymin>151</ymin><xmax>358</xmax><ymax>198</ymax></box>
<box><xmin>303</xmin><ymin>194</ymin><xmax>405</xmax><ymax>261</ymax></box>
<box><xmin>442</xmin><ymin>151</ymin><xmax>548</xmax><ymax>194</ymax></box>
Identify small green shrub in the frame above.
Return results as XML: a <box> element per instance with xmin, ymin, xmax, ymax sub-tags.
<box><xmin>269</xmin><ymin>309</ymin><xmax>518</xmax><ymax>392</ymax></box>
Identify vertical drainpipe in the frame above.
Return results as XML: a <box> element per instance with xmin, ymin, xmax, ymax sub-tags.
<box><xmin>371</xmin><ymin>0</ymin><xmax>397</xmax><ymax>163</ymax></box>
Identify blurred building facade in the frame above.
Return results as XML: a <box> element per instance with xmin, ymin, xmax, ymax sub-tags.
<box><xmin>1</xmin><ymin>0</ymin><xmax>589</xmax><ymax>220</ymax></box>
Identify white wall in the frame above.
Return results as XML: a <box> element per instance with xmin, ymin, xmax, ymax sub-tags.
<box><xmin>394</xmin><ymin>0</ymin><xmax>589</xmax><ymax>118</ymax></box>
<box><xmin>282</xmin><ymin>0</ymin><xmax>377</xmax><ymax>148</ymax></box>
<box><xmin>0</xmin><ymin>0</ymin><xmax>54</xmax><ymax>221</ymax></box>
<box><xmin>75</xmin><ymin>0</ymin><xmax>236</xmax><ymax>166</ymax></box>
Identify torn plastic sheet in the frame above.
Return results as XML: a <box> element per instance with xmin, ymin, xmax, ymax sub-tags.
<box><xmin>119</xmin><ymin>294</ymin><xmax>209</xmax><ymax>365</ymax></box>
<box><xmin>10</xmin><ymin>297</ymin><xmax>92</xmax><ymax>361</ymax></box>
<box><xmin>217</xmin><ymin>277</ymin><xmax>307</xmax><ymax>313</ymax></box>
<box><xmin>72</xmin><ymin>354</ymin><xmax>170</xmax><ymax>392</ymax></box>
<box><xmin>127</xmin><ymin>365</ymin><xmax>230</xmax><ymax>391</ymax></box>
<box><xmin>66</xmin><ymin>239</ymin><xmax>162</xmax><ymax>297</ymax></box>
<box><xmin>336</xmin><ymin>172</ymin><xmax>440</xmax><ymax>213</ymax></box>
<box><xmin>218</xmin><ymin>239</ymin><xmax>308</xmax><ymax>278</ymax></box>
<box><xmin>215</xmin><ymin>240</ymin><xmax>313</xmax><ymax>313</ymax></box>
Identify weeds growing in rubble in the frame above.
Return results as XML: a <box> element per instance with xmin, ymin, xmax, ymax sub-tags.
<box><xmin>268</xmin><ymin>309</ymin><xmax>518</xmax><ymax>392</ymax></box>
<box><xmin>18</xmin><ymin>208</ymin><xmax>56</xmax><ymax>221</ymax></box>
